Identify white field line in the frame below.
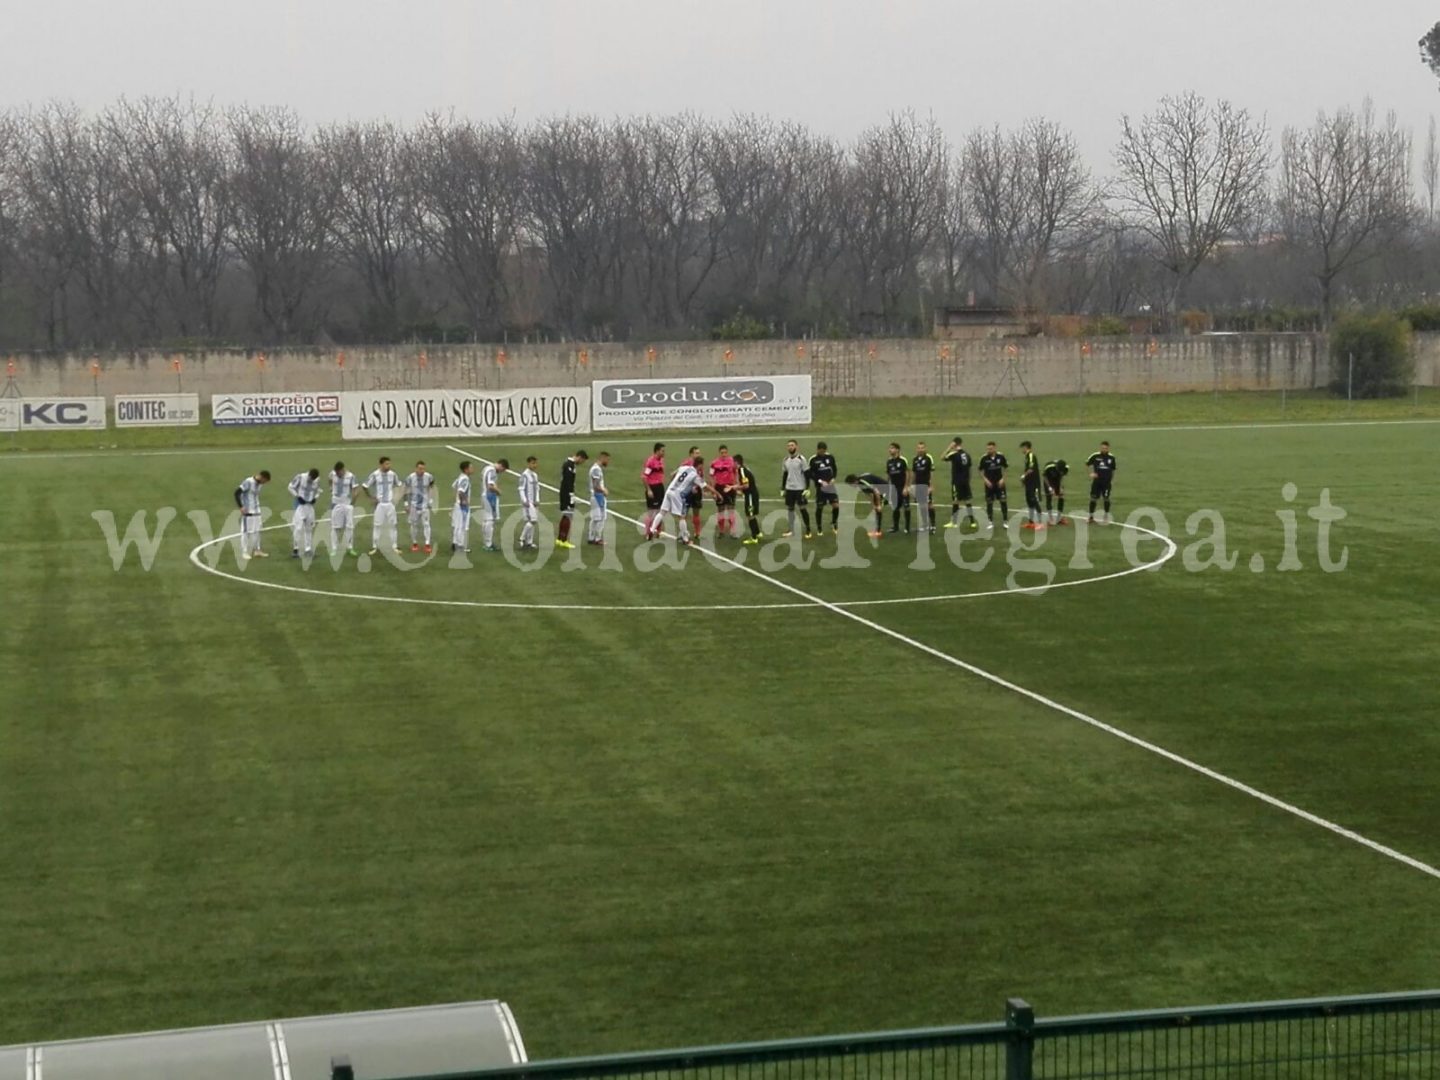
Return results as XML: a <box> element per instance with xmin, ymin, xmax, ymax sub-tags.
<box><xmin>7</xmin><ymin>414</ymin><xmax>1440</xmax><ymax>461</ymax></box>
<box><xmin>448</xmin><ymin>442</ymin><xmax>1440</xmax><ymax>884</ymax></box>
<box><xmin>186</xmin><ymin>507</ymin><xmax>1174</xmax><ymax>612</ymax></box>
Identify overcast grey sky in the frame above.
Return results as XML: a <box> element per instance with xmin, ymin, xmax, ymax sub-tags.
<box><xmin>5</xmin><ymin>0</ymin><xmax>1439</xmax><ymax>169</ymax></box>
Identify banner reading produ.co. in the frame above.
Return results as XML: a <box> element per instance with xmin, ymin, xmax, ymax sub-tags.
<box><xmin>341</xmin><ymin>387</ymin><xmax>591</xmax><ymax>440</ymax></box>
<box><xmin>590</xmin><ymin>374</ymin><xmax>812</xmax><ymax>432</ymax></box>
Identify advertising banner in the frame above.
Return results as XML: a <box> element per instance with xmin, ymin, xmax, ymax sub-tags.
<box><xmin>211</xmin><ymin>392</ymin><xmax>342</xmax><ymax>426</ymax></box>
<box><xmin>0</xmin><ymin>397</ymin><xmax>108</xmax><ymax>432</ymax></box>
<box><xmin>590</xmin><ymin>375</ymin><xmax>812</xmax><ymax>431</ymax></box>
<box><xmin>341</xmin><ymin>387</ymin><xmax>591</xmax><ymax>440</ymax></box>
<box><xmin>114</xmin><ymin>393</ymin><xmax>201</xmax><ymax>428</ymax></box>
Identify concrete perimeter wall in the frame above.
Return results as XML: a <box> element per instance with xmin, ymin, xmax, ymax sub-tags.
<box><xmin>5</xmin><ymin>332</ymin><xmax>1438</xmax><ymax>399</ymax></box>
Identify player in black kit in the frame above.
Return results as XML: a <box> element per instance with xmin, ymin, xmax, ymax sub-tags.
<box><xmin>556</xmin><ymin>449</ymin><xmax>588</xmax><ymax>548</ymax></box>
<box><xmin>884</xmin><ymin>442</ymin><xmax>910</xmax><ymax>533</ymax></box>
<box><xmin>1019</xmin><ymin>440</ymin><xmax>1043</xmax><ymax>528</ymax></box>
<box><xmin>1043</xmin><ymin>458</ymin><xmax>1069</xmax><ymax>525</ymax></box>
<box><xmin>1086</xmin><ymin>440</ymin><xmax>1118</xmax><ymax>524</ymax></box>
<box><xmin>845</xmin><ymin>472</ymin><xmax>887</xmax><ymax>537</ymax></box>
<box><xmin>943</xmin><ymin>436</ymin><xmax>976</xmax><ymax>530</ymax></box>
<box><xmin>809</xmin><ymin>441</ymin><xmax>840</xmax><ymax>535</ymax></box>
<box><xmin>978</xmin><ymin>441</ymin><xmax>1008</xmax><ymax>528</ymax></box>
<box><xmin>734</xmin><ymin>453</ymin><xmax>763</xmax><ymax>544</ymax></box>
<box><xmin>911</xmin><ymin>441</ymin><xmax>936</xmax><ymax>533</ymax></box>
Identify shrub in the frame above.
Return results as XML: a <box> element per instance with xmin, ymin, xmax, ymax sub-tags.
<box><xmin>1329</xmin><ymin>313</ymin><xmax>1413</xmax><ymax>398</ymax></box>
<box><xmin>1082</xmin><ymin>315</ymin><xmax>1131</xmax><ymax>337</ymax></box>
<box><xmin>1396</xmin><ymin>304</ymin><xmax>1440</xmax><ymax>332</ymax></box>
<box><xmin>711</xmin><ymin>309</ymin><xmax>771</xmax><ymax>341</ymax></box>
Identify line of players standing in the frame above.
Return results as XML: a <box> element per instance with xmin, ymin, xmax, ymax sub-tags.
<box><xmin>627</xmin><ymin>436</ymin><xmax>1119</xmax><ymax>546</ymax></box>
<box><xmin>230</xmin><ymin>437</ymin><xmax>1120</xmax><ymax>561</ymax></box>
<box><xmin>846</xmin><ymin>436</ymin><xmax>1120</xmax><ymax>536</ymax></box>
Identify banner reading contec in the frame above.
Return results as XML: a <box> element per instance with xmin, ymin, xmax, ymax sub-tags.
<box><xmin>591</xmin><ymin>375</ymin><xmax>812</xmax><ymax>431</ymax></box>
<box><xmin>341</xmin><ymin>388</ymin><xmax>591</xmax><ymax>440</ymax></box>
<box><xmin>114</xmin><ymin>394</ymin><xmax>200</xmax><ymax>428</ymax></box>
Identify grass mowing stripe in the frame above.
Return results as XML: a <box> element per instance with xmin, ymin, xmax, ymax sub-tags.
<box><xmin>448</xmin><ymin>440</ymin><xmax>1440</xmax><ymax>887</ymax></box>
<box><xmin>8</xmin><ymin>413</ymin><xmax>1440</xmax><ymax>461</ymax></box>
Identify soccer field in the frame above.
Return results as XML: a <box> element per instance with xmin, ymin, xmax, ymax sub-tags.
<box><xmin>2</xmin><ymin>396</ymin><xmax>1439</xmax><ymax>1057</ymax></box>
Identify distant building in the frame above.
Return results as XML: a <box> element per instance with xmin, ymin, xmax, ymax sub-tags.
<box><xmin>933</xmin><ymin>305</ymin><xmax>1037</xmax><ymax>341</ymax></box>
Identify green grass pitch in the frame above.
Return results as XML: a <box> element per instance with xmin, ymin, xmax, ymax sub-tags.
<box><xmin>2</xmin><ymin>393</ymin><xmax>1439</xmax><ymax>1056</ymax></box>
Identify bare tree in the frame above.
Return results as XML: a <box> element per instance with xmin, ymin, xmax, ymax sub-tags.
<box><xmin>1425</xmin><ymin>117</ymin><xmax>1438</xmax><ymax>223</ymax></box>
<box><xmin>1278</xmin><ymin>101</ymin><xmax>1412</xmax><ymax>324</ymax></box>
<box><xmin>108</xmin><ymin>97</ymin><xmax>233</xmax><ymax>340</ymax></box>
<box><xmin>934</xmin><ymin>153</ymin><xmax>970</xmax><ymax>303</ymax></box>
<box><xmin>845</xmin><ymin>111</ymin><xmax>946</xmax><ymax>327</ymax></box>
<box><xmin>965</xmin><ymin>119</ymin><xmax>1096</xmax><ymax>311</ymax></box>
<box><xmin>408</xmin><ymin>114</ymin><xmax>521</xmax><ymax>338</ymax></box>
<box><xmin>1113</xmin><ymin>92</ymin><xmax>1271</xmax><ymax>315</ymax></box>
<box><xmin>520</xmin><ymin>115</ymin><xmax>625</xmax><ymax>336</ymax></box>
<box><xmin>617</xmin><ymin>115</ymin><xmax>721</xmax><ymax>332</ymax></box>
<box><xmin>12</xmin><ymin>104</ymin><xmax>92</xmax><ymax>346</ymax></box>
<box><xmin>318</xmin><ymin>119</ymin><xmax>417</xmax><ymax>338</ymax></box>
<box><xmin>227</xmin><ymin>106</ymin><xmax>338</xmax><ymax>340</ymax></box>
<box><xmin>0</xmin><ymin>112</ymin><xmax>19</xmax><ymax>301</ymax></box>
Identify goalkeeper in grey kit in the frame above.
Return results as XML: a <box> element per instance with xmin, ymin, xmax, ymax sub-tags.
<box><xmin>780</xmin><ymin>440</ymin><xmax>814</xmax><ymax>538</ymax></box>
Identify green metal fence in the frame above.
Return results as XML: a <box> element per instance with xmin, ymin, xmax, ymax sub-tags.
<box><xmin>364</xmin><ymin>991</ymin><xmax>1440</xmax><ymax>1080</ymax></box>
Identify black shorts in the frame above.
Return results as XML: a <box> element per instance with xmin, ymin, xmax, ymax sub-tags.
<box><xmin>713</xmin><ymin>484</ymin><xmax>736</xmax><ymax>508</ymax></box>
<box><xmin>983</xmin><ymin>476</ymin><xmax>1005</xmax><ymax>501</ymax></box>
<box><xmin>1090</xmin><ymin>477</ymin><xmax>1113</xmax><ymax>500</ymax></box>
<box><xmin>559</xmin><ymin>491</ymin><xmax>576</xmax><ymax>513</ymax></box>
<box><xmin>743</xmin><ymin>493</ymin><xmax>760</xmax><ymax>515</ymax></box>
<box><xmin>784</xmin><ymin>489</ymin><xmax>808</xmax><ymax>509</ymax></box>
<box><xmin>952</xmin><ymin>480</ymin><xmax>973</xmax><ymax>502</ymax></box>
<box><xmin>815</xmin><ymin>487</ymin><xmax>839</xmax><ymax>506</ymax></box>
<box><xmin>687</xmin><ymin>488</ymin><xmax>704</xmax><ymax>510</ymax></box>
<box><xmin>646</xmin><ymin>483</ymin><xmax>665</xmax><ymax>510</ymax></box>
<box><xmin>1023</xmin><ymin>475</ymin><xmax>1041</xmax><ymax>494</ymax></box>
<box><xmin>1044</xmin><ymin>476</ymin><xmax>1064</xmax><ymax>496</ymax></box>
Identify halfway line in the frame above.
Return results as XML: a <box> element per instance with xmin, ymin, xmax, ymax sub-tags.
<box><xmin>447</xmin><ymin>442</ymin><xmax>1440</xmax><ymax>885</ymax></box>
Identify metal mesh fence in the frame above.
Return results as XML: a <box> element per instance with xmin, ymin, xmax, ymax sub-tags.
<box><xmin>368</xmin><ymin>994</ymin><xmax>1440</xmax><ymax>1080</ymax></box>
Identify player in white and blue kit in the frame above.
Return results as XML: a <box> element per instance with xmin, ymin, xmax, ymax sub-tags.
<box><xmin>402</xmin><ymin>461</ymin><xmax>437</xmax><ymax>553</ymax></box>
<box><xmin>587</xmin><ymin>451</ymin><xmax>610</xmax><ymax>545</ymax></box>
<box><xmin>234</xmin><ymin>469</ymin><xmax>271</xmax><ymax>560</ymax></box>
<box><xmin>650</xmin><ymin>455</ymin><xmax>708</xmax><ymax>545</ymax></box>
<box><xmin>451</xmin><ymin>460</ymin><xmax>473</xmax><ymax>553</ymax></box>
<box><xmin>518</xmin><ymin>456</ymin><xmax>541</xmax><ymax>551</ymax></box>
<box><xmin>479</xmin><ymin>459</ymin><xmax>509</xmax><ymax>552</ymax></box>
<box><xmin>287</xmin><ymin>467</ymin><xmax>321</xmax><ymax>558</ymax></box>
<box><xmin>362</xmin><ymin>456</ymin><xmax>402</xmax><ymax>555</ymax></box>
<box><xmin>329</xmin><ymin>461</ymin><xmax>358</xmax><ymax>556</ymax></box>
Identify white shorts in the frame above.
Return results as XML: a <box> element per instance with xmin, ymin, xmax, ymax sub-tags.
<box><xmin>408</xmin><ymin>504</ymin><xmax>431</xmax><ymax>523</ymax></box>
<box><xmin>292</xmin><ymin>502</ymin><xmax>315</xmax><ymax>526</ymax></box>
<box><xmin>522</xmin><ymin>503</ymin><xmax>538</xmax><ymax>523</ymax></box>
<box><xmin>373</xmin><ymin>503</ymin><xmax>398</xmax><ymax>527</ymax></box>
<box><xmin>331</xmin><ymin>502</ymin><xmax>354</xmax><ymax>529</ymax></box>
<box><xmin>661</xmin><ymin>492</ymin><xmax>686</xmax><ymax>516</ymax></box>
